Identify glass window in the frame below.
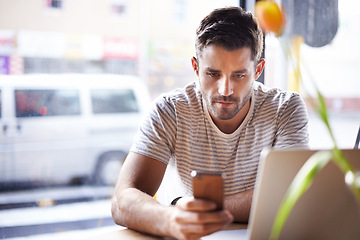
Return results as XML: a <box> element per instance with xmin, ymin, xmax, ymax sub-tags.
<box><xmin>45</xmin><ymin>0</ymin><xmax>62</xmax><ymax>9</ymax></box>
<box><xmin>173</xmin><ymin>0</ymin><xmax>187</xmax><ymax>22</ymax></box>
<box><xmin>263</xmin><ymin>0</ymin><xmax>359</xmax><ymax>150</ymax></box>
<box><xmin>109</xmin><ymin>0</ymin><xmax>128</xmax><ymax>17</ymax></box>
<box><xmin>15</xmin><ymin>89</ymin><xmax>80</xmax><ymax>118</ymax></box>
<box><xmin>111</xmin><ymin>4</ymin><xmax>126</xmax><ymax>15</ymax></box>
<box><xmin>91</xmin><ymin>89</ymin><xmax>139</xmax><ymax>114</ymax></box>
<box><xmin>0</xmin><ymin>89</ymin><xmax>2</xmax><ymax>118</ymax></box>
<box><xmin>3</xmin><ymin>0</ymin><xmax>359</xmax><ymax>239</ymax></box>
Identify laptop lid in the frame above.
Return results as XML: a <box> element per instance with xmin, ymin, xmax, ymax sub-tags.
<box><xmin>247</xmin><ymin>148</ymin><xmax>360</xmax><ymax>240</ymax></box>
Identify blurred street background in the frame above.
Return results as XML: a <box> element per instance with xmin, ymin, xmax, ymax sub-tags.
<box><xmin>0</xmin><ymin>0</ymin><xmax>359</xmax><ymax>239</ymax></box>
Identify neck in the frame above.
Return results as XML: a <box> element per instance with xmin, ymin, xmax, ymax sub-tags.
<box><xmin>210</xmin><ymin>100</ymin><xmax>251</xmax><ymax>134</ymax></box>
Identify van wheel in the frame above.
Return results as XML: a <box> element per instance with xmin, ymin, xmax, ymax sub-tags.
<box><xmin>93</xmin><ymin>151</ymin><xmax>127</xmax><ymax>186</ymax></box>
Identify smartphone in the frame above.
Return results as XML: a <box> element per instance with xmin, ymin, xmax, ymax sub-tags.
<box><xmin>191</xmin><ymin>170</ymin><xmax>224</xmax><ymax>211</ymax></box>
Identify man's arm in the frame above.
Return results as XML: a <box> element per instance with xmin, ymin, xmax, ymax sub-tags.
<box><xmin>111</xmin><ymin>152</ymin><xmax>169</xmax><ymax>235</ymax></box>
<box><xmin>224</xmin><ymin>189</ymin><xmax>253</xmax><ymax>223</ymax></box>
<box><xmin>111</xmin><ymin>152</ymin><xmax>233</xmax><ymax>240</ymax></box>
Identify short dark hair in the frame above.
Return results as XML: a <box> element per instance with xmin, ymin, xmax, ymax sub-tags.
<box><xmin>195</xmin><ymin>6</ymin><xmax>263</xmax><ymax>62</ymax></box>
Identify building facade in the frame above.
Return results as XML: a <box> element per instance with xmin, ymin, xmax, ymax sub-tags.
<box><xmin>0</xmin><ymin>0</ymin><xmax>238</xmax><ymax>97</ymax></box>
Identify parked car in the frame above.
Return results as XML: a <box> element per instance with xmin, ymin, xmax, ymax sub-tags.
<box><xmin>0</xmin><ymin>74</ymin><xmax>150</xmax><ymax>187</ymax></box>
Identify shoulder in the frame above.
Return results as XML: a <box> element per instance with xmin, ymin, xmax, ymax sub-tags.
<box><xmin>153</xmin><ymin>82</ymin><xmax>202</xmax><ymax>111</ymax></box>
<box><xmin>253</xmin><ymin>81</ymin><xmax>304</xmax><ymax>108</ymax></box>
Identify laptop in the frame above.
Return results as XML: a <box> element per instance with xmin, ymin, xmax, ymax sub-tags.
<box><xmin>247</xmin><ymin>148</ymin><xmax>360</xmax><ymax>240</ymax></box>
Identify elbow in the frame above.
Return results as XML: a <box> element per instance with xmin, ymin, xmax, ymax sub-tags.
<box><xmin>111</xmin><ymin>195</ymin><xmax>126</xmax><ymax>227</ymax></box>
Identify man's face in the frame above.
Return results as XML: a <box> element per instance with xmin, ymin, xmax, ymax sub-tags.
<box><xmin>192</xmin><ymin>45</ymin><xmax>264</xmax><ymax>121</ymax></box>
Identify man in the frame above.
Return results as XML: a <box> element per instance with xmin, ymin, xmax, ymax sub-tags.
<box><xmin>111</xmin><ymin>6</ymin><xmax>308</xmax><ymax>240</ymax></box>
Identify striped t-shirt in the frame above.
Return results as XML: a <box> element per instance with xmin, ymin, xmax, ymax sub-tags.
<box><xmin>130</xmin><ymin>81</ymin><xmax>309</xmax><ymax>203</ymax></box>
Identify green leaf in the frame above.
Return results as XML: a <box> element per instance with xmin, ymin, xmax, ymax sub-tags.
<box><xmin>270</xmin><ymin>150</ymin><xmax>333</xmax><ymax>240</ymax></box>
<box><xmin>273</xmin><ymin>37</ymin><xmax>360</xmax><ymax>240</ymax></box>
<box><xmin>332</xmin><ymin>147</ymin><xmax>354</xmax><ymax>173</ymax></box>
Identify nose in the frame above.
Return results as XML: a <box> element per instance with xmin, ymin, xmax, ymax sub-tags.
<box><xmin>218</xmin><ymin>76</ymin><xmax>233</xmax><ymax>96</ymax></box>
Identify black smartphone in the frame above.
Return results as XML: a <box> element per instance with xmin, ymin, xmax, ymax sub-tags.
<box><xmin>191</xmin><ymin>170</ymin><xmax>224</xmax><ymax>211</ymax></box>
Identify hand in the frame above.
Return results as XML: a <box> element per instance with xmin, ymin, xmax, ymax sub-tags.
<box><xmin>168</xmin><ymin>197</ymin><xmax>233</xmax><ymax>240</ymax></box>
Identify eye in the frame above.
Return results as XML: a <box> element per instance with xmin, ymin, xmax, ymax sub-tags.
<box><xmin>234</xmin><ymin>74</ymin><xmax>246</xmax><ymax>79</ymax></box>
<box><xmin>207</xmin><ymin>72</ymin><xmax>220</xmax><ymax>77</ymax></box>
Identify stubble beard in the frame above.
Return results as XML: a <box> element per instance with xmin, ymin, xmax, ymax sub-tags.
<box><xmin>203</xmin><ymin>88</ymin><xmax>253</xmax><ymax>121</ymax></box>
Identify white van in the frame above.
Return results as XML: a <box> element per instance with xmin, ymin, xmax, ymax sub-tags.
<box><xmin>0</xmin><ymin>74</ymin><xmax>150</xmax><ymax>187</ymax></box>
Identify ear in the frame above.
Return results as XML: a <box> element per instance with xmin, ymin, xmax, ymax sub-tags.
<box><xmin>255</xmin><ymin>59</ymin><xmax>265</xmax><ymax>80</ymax></box>
<box><xmin>191</xmin><ymin>57</ymin><xmax>199</xmax><ymax>76</ymax></box>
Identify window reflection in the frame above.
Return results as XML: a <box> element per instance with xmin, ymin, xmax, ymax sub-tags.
<box><xmin>15</xmin><ymin>89</ymin><xmax>80</xmax><ymax>118</ymax></box>
<box><xmin>91</xmin><ymin>89</ymin><xmax>139</xmax><ymax>114</ymax></box>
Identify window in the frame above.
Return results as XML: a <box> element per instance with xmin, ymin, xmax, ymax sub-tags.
<box><xmin>2</xmin><ymin>1</ymin><xmax>359</xmax><ymax>239</ymax></box>
<box><xmin>258</xmin><ymin>0</ymin><xmax>360</xmax><ymax>150</ymax></box>
<box><xmin>111</xmin><ymin>4</ymin><xmax>126</xmax><ymax>15</ymax></box>
<box><xmin>91</xmin><ymin>89</ymin><xmax>139</xmax><ymax>114</ymax></box>
<box><xmin>173</xmin><ymin>0</ymin><xmax>187</xmax><ymax>22</ymax></box>
<box><xmin>109</xmin><ymin>0</ymin><xmax>128</xmax><ymax>17</ymax></box>
<box><xmin>45</xmin><ymin>0</ymin><xmax>62</xmax><ymax>9</ymax></box>
<box><xmin>15</xmin><ymin>89</ymin><xmax>80</xmax><ymax>118</ymax></box>
<box><xmin>0</xmin><ymin>89</ymin><xmax>2</xmax><ymax>118</ymax></box>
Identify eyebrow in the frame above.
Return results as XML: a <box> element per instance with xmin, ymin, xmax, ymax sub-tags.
<box><xmin>233</xmin><ymin>70</ymin><xmax>248</xmax><ymax>74</ymax></box>
<box><xmin>205</xmin><ymin>67</ymin><xmax>221</xmax><ymax>72</ymax></box>
<box><xmin>205</xmin><ymin>67</ymin><xmax>248</xmax><ymax>73</ymax></box>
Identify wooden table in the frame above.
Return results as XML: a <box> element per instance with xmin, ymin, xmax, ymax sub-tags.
<box><xmin>85</xmin><ymin>223</ymin><xmax>247</xmax><ymax>240</ymax></box>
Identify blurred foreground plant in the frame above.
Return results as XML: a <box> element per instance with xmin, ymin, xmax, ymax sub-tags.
<box><xmin>254</xmin><ymin>1</ymin><xmax>360</xmax><ymax>239</ymax></box>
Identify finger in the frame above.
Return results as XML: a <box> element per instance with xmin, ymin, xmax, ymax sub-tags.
<box><xmin>177</xmin><ymin>197</ymin><xmax>217</xmax><ymax>212</ymax></box>
<box><xmin>170</xmin><ymin>210</ymin><xmax>233</xmax><ymax>240</ymax></box>
<box><xmin>177</xmin><ymin>221</ymin><xmax>230</xmax><ymax>239</ymax></box>
<box><xmin>175</xmin><ymin>210</ymin><xmax>233</xmax><ymax>225</ymax></box>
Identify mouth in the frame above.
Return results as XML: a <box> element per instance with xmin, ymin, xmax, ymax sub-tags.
<box><xmin>211</xmin><ymin>95</ymin><xmax>239</xmax><ymax>109</ymax></box>
<box><xmin>215</xmin><ymin>100</ymin><xmax>234</xmax><ymax>108</ymax></box>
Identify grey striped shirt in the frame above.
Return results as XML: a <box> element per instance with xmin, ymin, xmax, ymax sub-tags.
<box><xmin>131</xmin><ymin>81</ymin><xmax>309</xmax><ymax>200</ymax></box>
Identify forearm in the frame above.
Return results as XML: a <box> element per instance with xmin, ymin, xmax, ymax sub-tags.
<box><xmin>111</xmin><ymin>187</ymin><xmax>172</xmax><ymax>237</ymax></box>
<box><xmin>224</xmin><ymin>189</ymin><xmax>253</xmax><ymax>223</ymax></box>
<box><xmin>110</xmin><ymin>152</ymin><xmax>233</xmax><ymax>239</ymax></box>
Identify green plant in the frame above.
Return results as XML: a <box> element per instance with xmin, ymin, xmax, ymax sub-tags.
<box><xmin>269</xmin><ymin>81</ymin><xmax>360</xmax><ymax>239</ymax></box>
<box><xmin>254</xmin><ymin>1</ymin><xmax>360</xmax><ymax>239</ymax></box>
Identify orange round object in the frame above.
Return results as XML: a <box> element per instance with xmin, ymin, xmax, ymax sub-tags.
<box><xmin>39</xmin><ymin>106</ymin><xmax>48</xmax><ymax>116</ymax></box>
<box><xmin>255</xmin><ymin>1</ymin><xmax>285</xmax><ymax>36</ymax></box>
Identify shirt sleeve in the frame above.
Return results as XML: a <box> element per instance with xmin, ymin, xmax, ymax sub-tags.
<box><xmin>130</xmin><ymin>95</ymin><xmax>177</xmax><ymax>165</ymax></box>
<box><xmin>273</xmin><ymin>92</ymin><xmax>309</xmax><ymax>149</ymax></box>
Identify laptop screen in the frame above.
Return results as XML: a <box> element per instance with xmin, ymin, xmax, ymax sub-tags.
<box><xmin>248</xmin><ymin>148</ymin><xmax>360</xmax><ymax>240</ymax></box>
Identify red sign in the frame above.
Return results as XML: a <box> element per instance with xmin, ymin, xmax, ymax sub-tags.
<box><xmin>103</xmin><ymin>37</ymin><xmax>139</xmax><ymax>60</ymax></box>
<box><xmin>0</xmin><ymin>30</ymin><xmax>15</xmax><ymax>54</ymax></box>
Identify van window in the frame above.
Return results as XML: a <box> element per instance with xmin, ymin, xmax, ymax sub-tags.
<box><xmin>15</xmin><ymin>89</ymin><xmax>80</xmax><ymax>117</ymax></box>
<box><xmin>91</xmin><ymin>89</ymin><xmax>139</xmax><ymax>114</ymax></box>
